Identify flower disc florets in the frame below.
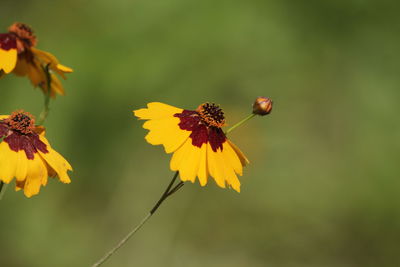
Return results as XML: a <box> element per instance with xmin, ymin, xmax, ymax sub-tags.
<box><xmin>5</xmin><ymin>110</ymin><xmax>35</xmax><ymax>134</ymax></box>
<box><xmin>196</xmin><ymin>103</ymin><xmax>226</xmax><ymax>128</ymax></box>
<box><xmin>8</xmin><ymin>22</ymin><xmax>37</xmax><ymax>53</ymax></box>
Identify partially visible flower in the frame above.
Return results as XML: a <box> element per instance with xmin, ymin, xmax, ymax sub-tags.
<box><xmin>0</xmin><ymin>111</ymin><xmax>72</xmax><ymax>197</ymax></box>
<box><xmin>134</xmin><ymin>102</ymin><xmax>249</xmax><ymax>192</ymax></box>
<box><xmin>0</xmin><ymin>22</ymin><xmax>72</xmax><ymax>98</ymax></box>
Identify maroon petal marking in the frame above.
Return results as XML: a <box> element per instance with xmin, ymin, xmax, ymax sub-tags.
<box><xmin>4</xmin><ymin>132</ymin><xmax>20</xmax><ymax>152</ymax></box>
<box><xmin>174</xmin><ymin>109</ymin><xmax>227</xmax><ymax>152</ymax></box>
<box><xmin>30</xmin><ymin>134</ymin><xmax>48</xmax><ymax>154</ymax></box>
<box><xmin>190</xmin><ymin>124</ymin><xmax>208</xmax><ymax>148</ymax></box>
<box><xmin>208</xmin><ymin>127</ymin><xmax>226</xmax><ymax>152</ymax></box>
<box><xmin>0</xmin><ymin>122</ymin><xmax>8</xmax><ymax>138</ymax></box>
<box><xmin>174</xmin><ymin>110</ymin><xmax>198</xmax><ymax>130</ymax></box>
<box><xmin>4</xmin><ymin>132</ymin><xmax>48</xmax><ymax>160</ymax></box>
<box><xmin>0</xmin><ymin>33</ymin><xmax>17</xmax><ymax>51</ymax></box>
<box><xmin>20</xmin><ymin>135</ymin><xmax>36</xmax><ymax>160</ymax></box>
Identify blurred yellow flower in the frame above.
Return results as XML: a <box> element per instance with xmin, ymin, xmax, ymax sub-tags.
<box><xmin>134</xmin><ymin>102</ymin><xmax>249</xmax><ymax>192</ymax></box>
<box><xmin>0</xmin><ymin>22</ymin><xmax>72</xmax><ymax>98</ymax></box>
<box><xmin>0</xmin><ymin>111</ymin><xmax>72</xmax><ymax>197</ymax></box>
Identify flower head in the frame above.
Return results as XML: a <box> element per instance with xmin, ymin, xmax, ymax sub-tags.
<box><xmin>134</xmin><ymin>102</ymin><xmax>249</xmax><ymax>192</ymax></box>
<box><xmin>8</xmin><ymin>22</ymin><xmax>37</xmax><ymax>53</ymax></box>
<box><xmin>0</xmin><ymin>111</ymin><xmax>72</xmax><ymax>197</ymax></box>
<box><xmin>0</xmin><ymin>22</ymin><xmax>73</xmax><ymax>98</ymax></box>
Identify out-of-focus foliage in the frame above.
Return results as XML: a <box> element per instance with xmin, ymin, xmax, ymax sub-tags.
<box><xmin>1</xmin><ymin>0</ymin><xmax>399</xmax><ymax>266</ymax></box>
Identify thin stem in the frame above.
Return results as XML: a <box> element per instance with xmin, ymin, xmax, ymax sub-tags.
<box><xmin>166</xmin><ymin>181</ymin><xmax>185</xmax><ymax>197</ymax></box>
<box><xmin>225</xmin><ymin>113</ymin><xmax>256</xmax><ymax>135</ymax></box>
<box><xmin>150</xmin><ymin>171</ymin><xmax>179</xmax><ymax>214</ymax></box>
<box><xmin>37</xmin><ymin>64</ymin><xmax>52</xmax><ymax>125</ymax></box>
<box><xmin>92</xmin><ymin>171</ymin><xmax>182</xmax><ymax>267</ymax></box>
<box><xmin>92</xmin><ymin>213</ymin><xmax>152</xmax><ymax>267</ymax></box>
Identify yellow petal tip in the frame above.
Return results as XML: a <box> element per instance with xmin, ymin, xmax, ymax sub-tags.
<box><xmin>56</xmin><ymin>64</ymin><xmax>73</xmax><ymax>73</ymax></box>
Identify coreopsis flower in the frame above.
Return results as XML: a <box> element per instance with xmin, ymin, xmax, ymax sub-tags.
<box><xmin>0</xmin><ymin>111</ymin><xmax>72</xmax><ymax>197</ymax></box>
<box><xmin>0</xmin><ymin>22</ymin><xmax>72</xmax><ymax>97</ymax></box>
<box><xmin>134</xmin><ymin>102</ymin><xmax>249</xmax><ymax>192</ymax></box>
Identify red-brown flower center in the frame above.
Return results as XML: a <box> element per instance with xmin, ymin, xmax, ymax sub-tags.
<box><xmin>196</xmin><ymin>103</ymin><xmax>226</xmax><ymax>128</ymax></box>
<box><xmin>8</xmin><ymin>22</ymin><xmax>37</xmax><ymax>52</ymax></box>
<box><xmin>0</xmin><ymin>111</ymin><xmax>48</xmax><ymax>159</ymax></box>
<box><xmin>6</xmin><ymin>111</ymin><xmax>35</xmax><ymax>134</ymax></box>
<box><xmin>175</xmin><ymin>104</ymin><xmax>227</xmax><ymax>152</ymax></box>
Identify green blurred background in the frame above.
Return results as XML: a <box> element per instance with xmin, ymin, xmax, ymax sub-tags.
<box><xmin>1</xmin><ymin>0</ymin><xmax>399</xmax><ymax>266</ymax></box>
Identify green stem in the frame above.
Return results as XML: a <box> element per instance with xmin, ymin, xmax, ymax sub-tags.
<box><xmin>37</xmin><ymin>64</ymin><xmax>52</xmax><ymax>125</ymax></box>
<box><xmin>92</xmin><ymin>171</ymin><xmax>183</xmax><ymax>267</ymax></box>
<box><xmin>166</xmin><ymin>181</ymin><xmax>185</xmax><ymax>197</ymax></box>
<box><xmin>149</xmin><ymin>171</ymin><xmax>179</xmax><ymax>214</ymax></box>
<box><xmin>225</xmin><ymin>113</ymin><xmax>256</xmax><ymax>135</ymax></box>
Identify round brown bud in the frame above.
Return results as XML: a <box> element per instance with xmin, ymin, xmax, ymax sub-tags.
<box><xmin>253</xmin><ymin>97</ymin><xmax>273</xmax><ymax>116</ymax></box>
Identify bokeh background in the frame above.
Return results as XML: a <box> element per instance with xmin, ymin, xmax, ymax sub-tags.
<box><xmin>1</xmin><ymin>0</ymin><xmax>399</xmax><ymax>266</ymax></box>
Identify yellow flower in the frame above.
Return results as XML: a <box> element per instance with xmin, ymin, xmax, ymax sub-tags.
<box><xmin>134</xmin><ymin>102</ymin><xmax>249</xmax><ymax>192</ymax></box>
<box><xmin>0</xmin><ymin>22</ymin><xmax>72</xmax><ymax>98</ymax></box>
<box><xmin>0</xmin><ymin>111</ymin><xmax>72</xmax><ymax>197</ymax></box>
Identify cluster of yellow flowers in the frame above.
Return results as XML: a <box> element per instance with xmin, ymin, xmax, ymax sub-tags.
<box><xmin>1</xmin><ymin>21</ymin><xmax>275</xmax><ymax>267</ymax></box>
<box><xmin>0</xmin><ymin>22</ymin><xmax>273</xmax><ymax>199</ymax></box>
<box><xmin>0</xmin><ymin>23</ymin><xmax>73</xmax><ymax>197</ymax></box>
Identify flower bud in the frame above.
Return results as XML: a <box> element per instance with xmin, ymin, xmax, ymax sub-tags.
<box><xmin>252</xmin><ymin>97</ymin><xmax>273</xmax><ymax>116</ymax></box>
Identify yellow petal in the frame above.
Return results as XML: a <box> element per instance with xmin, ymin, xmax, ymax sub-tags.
<box><xmin>26</xmin><ymin>59</ymin><xmax>46</xmax><ymax>87</ymax></box>
<box><xmin>41</xmin><ymin>164</ymin><xmax>49</xmax><ymax>186</ymax></box>
<box><xmin>222</xmin><ymin>141</ymin><xmax>245</xmax><ymax>175</ymax></box>
<box><xmin>22</xmin><ymin>155</ymin><xmax>48</xmax><ymax>198</ymax></box>
<box><xmin>38</xmin><ymin>150</ymin><xmax>71</xmax><ymax>184</ymax></box>
<box><xmin>206</xmin><ymin>143</ymin><xmax>226</xmax><ymax>189</ymax></box>
<box><xmin>0</xmin><ymin>115</ymin><xmax>9</xmax><ymax>120</ymax></box>
<box><xmin>175</xmin><ymin>140</ymin><xmax>202</xmax><ymax>183</ymax></box>
<box><xmin>206</xmin><ymin>143</ymin><xmax>241</xmax><ymax>192</ymax></box>
<box><xmin>15</xmin><ymin>151</ymin><xmax>28</xmax><ymax>181</ymax></box>
<box><xmin>57</xmin><ymin>63</ymin><xmax>73</xmax><ymax>73</ymax></box>
<box><xmin>227</xmin><ymin>140</ymin><xmax>249</xmax><ymax>166</ymax></box>
<box><xmin>0</xmin><ymin>48</ymin><xmax>17</xmax><ymax>73</ymax></box>
<box><xmin>143</xmin><ymin>117</ymin><xmax>190</xmax><ymax>153</ymax></box>
<box><xmin>31</xmin><ymin>47</ymin><xmax>72</xmax><ymax>76</ymax></box>
<box><xmin>197</xmin><ymin>143</ymin><xmax>208</xmax><ymax>186</ymax></box>
<box><xmin>31</xmin><ymin>47</ymin><xmax>59</xmax><ymax>64</ymax></box>
<box><xmin>220</xmin><ymin>154</ymin><xmax>241</xmax><ymax>193</ymax></box>
<box><xmin>12</xmin><ymin>57</ymin><xmax>30</xmax><ymax>76</ymax></box>
<box><xmin>38</xmin><ymin>136</ymin><xmax>72</xmax><ymax>184</ymax></box>
<box><xmin>49</xmin><ymin>74</ymin><xmax>65</xmax><ymax>97</ymax></box>
<box><xmin>170</xmin><ymin>138</ymin><xmax>191</xmax><ymax>171</ymax></box>
<box><xmin>0</xmin><ymin>142</ymin><xmax>18</xmax><ymax>183</ymax></box>
<box><xmin>134</xmin><ymin>102</ymin><xmax>183</xmax><ymax>120</ymax></box>
<box><xmin>221</xmin><ymin>142</ymin><xmax>245</xmax><ymax>192</ymax></box>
